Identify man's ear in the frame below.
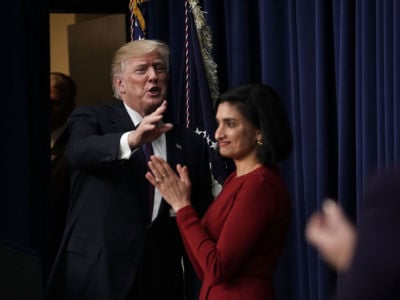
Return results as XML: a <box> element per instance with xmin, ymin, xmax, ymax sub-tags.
<box><xmin>114</xmin><ymin>76</ymin><xmax>125</xmax><ymax>95</ymax></box>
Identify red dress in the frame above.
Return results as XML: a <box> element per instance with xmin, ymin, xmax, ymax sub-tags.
<box><xmin>176</xmin><ymin>166</ymin><xmax>291</xmax><ymax>300</ymax></box>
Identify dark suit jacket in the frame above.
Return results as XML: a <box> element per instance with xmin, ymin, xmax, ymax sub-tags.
<box><xmin>336</xmin><ymin>169</ymin><xmax>400</xmax><ymax>299</ymax></box>
<box><xmin>45</xmin><ymin>101</ymin><xmax>213</xmax><ymax>300</ymax></box>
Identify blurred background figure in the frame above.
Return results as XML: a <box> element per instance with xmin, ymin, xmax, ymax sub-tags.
<box><xmin>305</xmin><ymin>169</ymin><xmax>400</xmax><ymax>299</ymax></box>
<box><xmin>47</xmin><ymin>72</ymin><xmax>76</xmax><ymax>277</ymax></box>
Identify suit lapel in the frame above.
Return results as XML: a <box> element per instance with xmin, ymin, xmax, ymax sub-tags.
<box><xmin>108</xmin><ymin>101</ymin><xmax>136</xmax><ymax>133</ymax></box>
<box><xmin>166</xmin><ymin>129</ymin><xmax>185</xmax><ymax>167</ymax></box>
<box><xmin>152</xmin><ymin>129</ymin><xmax>186</xmax><ymax>220</ymax></box>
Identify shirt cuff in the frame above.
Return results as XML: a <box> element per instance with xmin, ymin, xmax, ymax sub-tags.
<box><xmin>119</xmin><ymin>131</ymin><xmax>137</xmax><ymax>159</ymax></box>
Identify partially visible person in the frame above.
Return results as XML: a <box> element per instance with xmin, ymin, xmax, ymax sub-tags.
<box><xmin>46</xmin><ymin>72</ymin><xmax>76</xmax><ymax>276</ymax></box>
<box><xmin>45</xmin><ymin>40</ymin><xmax>213</xmax><ymax>300</ymax></box>
<box><xmin>306</xmin><ymin>168</ymin><xmax>400</xmax><ymax>299</ymax></box>
<box><xmin>146</xmin><ymin>83</ymin><xmax>293</xmax><ymax>300</ymax></box>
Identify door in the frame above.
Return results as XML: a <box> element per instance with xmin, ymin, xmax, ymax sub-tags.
<box><xmin>68</xmin><ymin>14</ymin><xmax>128</xmax><ymax>106</ymax></box>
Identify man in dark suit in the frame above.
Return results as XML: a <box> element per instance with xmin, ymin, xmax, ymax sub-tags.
<box><xmin>45</xmin><ymin>40</ymin><xmax>213</xmax><ymax>300</ymax></box>
<box><xmin>306</xmin><ymin>168</ymin><xmax>400</xmax><ymax>299</ymax></box>
<box><xmin>47</xmin><ymin>72</ymin><xmax>76</xmax><ymax>278</ymax></box>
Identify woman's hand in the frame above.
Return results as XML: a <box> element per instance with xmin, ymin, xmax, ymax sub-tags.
<box><xmin>145</xmin><ymin>156</ymin><xmax>192</xmax><ymax>212</ymax></box>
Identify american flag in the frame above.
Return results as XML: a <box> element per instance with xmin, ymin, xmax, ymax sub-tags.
<box><xmin>180</xmin><ymin>0</ymin><xmax>233</xmax><ymax>194</ymax></box>
<box><xmin>129</xmin><ymin>0</ymin><xmax>149</xmax><ymax>40</ymax></box>
<box><xmin>128</xmin><ymin>0</ymin><xmax>232</xmax><ymax>194</ymax></box>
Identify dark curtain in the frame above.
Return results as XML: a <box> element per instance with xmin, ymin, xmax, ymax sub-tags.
<box><xmin>145</xmin><ymin>0</ymin><xmax>400</xmax><ymax>299</ymax></box>
<box><xmin>1</xmin><ymin>0</ymin><xmax>50</xmax><ymax>256</ymax></box>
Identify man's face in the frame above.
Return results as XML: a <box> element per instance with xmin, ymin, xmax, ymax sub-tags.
<box><xmin>115</xmin><ymin>52</ymin><xmax>168</xmax><ymax>116</ymax></box>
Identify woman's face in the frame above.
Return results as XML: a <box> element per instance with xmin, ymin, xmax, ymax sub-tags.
<box><xmin>215</xmin><ymin>101</ymin><xmax>261</xmax><ymax>162</ymax></box>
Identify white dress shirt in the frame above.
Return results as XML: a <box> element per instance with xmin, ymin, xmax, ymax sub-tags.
<box><xmin>51</xmin><ymin>124</ymin><xmax>67</xmax><ymax>149</ymax></box>
<box><xmin>119</xmin><ymin>103</ymin><xmax>167</xmax><ymax>221</ymax></box>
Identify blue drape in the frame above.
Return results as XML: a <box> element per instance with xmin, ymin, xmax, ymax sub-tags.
<box><xmin>1</xmin><ymin>0</ymin><xmax>49</xmax><ymax>250</ymax></box>
<box><xmin>145</xmin><ymin>1</ymin><xmax>400</xmax><ymax>299</ymax></box>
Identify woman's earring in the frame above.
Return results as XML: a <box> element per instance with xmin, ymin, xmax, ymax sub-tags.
<box><xmin>257</xmin><ymin>139</ymin><xmax>263</xmax><ymax>146</ymax></box>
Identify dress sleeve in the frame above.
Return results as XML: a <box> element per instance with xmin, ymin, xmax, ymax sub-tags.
<box><xmin>177</xmin><ymin>206</ymin><xmax>205</xmax><ymax>280</ymax></box>
<box><xmin>176</xmin><ymin>175</ymin><xmax>287</xmax><ymax>284</ymax></box>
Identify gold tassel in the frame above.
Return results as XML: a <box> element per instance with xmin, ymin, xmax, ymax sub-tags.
<box><xmin>187</xmin><ymin>0</ymin><xmax>220</xmax><ymax>104</ymax></box>
<box><xmin>129</xmin><ymin>0</ymin><xmax>148</xmax><ymax>34</ymax></box>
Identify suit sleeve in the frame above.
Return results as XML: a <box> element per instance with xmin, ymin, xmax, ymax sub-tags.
<box><xmin>65</xmin><ymin>106</ymin><xmax>125</xmax><ymax>170</ymax></box>
<box><xmin>181</xmin><ymin>133</ymin><xmax>214</xmax><ymax>296</ymax></box>
<box><xmin>189</xmin><ymin>136</ymin><xmax>214</xmax><ymax>217</ymax></box>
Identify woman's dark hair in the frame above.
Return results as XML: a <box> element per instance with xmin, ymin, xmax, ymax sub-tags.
<box><xmin>215</xmin><ymin>83</ymin><xmax>293</xmax><ymax>165</ymax></box>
